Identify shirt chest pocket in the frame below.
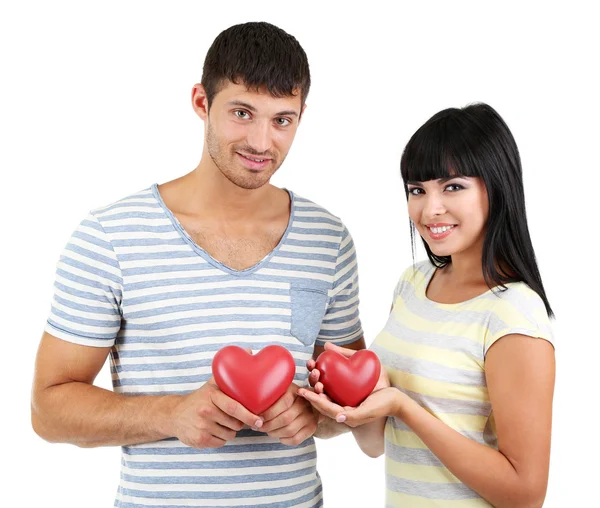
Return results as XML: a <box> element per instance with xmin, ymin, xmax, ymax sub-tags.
<box><xmin>289</xmin><ymin>282</ymin><xmax>330</xmax><ymax>346</ymax></box>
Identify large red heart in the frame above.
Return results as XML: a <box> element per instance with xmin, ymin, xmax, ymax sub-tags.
<box><xmin>315</xmin><ymin>349</ymin><xmax>380</xmax><ymax>407</ymax></box>
<box><xmin>212</xmin><ymin>345</ymin><xmax>296</xmax><ymax>415</ymax></box>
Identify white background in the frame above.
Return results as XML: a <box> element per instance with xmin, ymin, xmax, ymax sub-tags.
<box><xmin>1</xmin><ymin>1</ymin><xmax>598</xmax><ymax>506</ymax></box>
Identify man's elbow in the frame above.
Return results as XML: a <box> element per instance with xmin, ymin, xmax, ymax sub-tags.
<box><xmin>359</xmin><ymin>443</ymin><xmax>384</xmax><ymax>459</ymax></box>
<box><xmin>32</xmin><ymin>408</ymin><xmax>94</xmax><ymax>448</ymax></box>
<box><xmin>31</xmin><ymin>393</ymin><xmax>68</xmax><ymax>445</ymax></box>
<box><xmin>31</xmin><ymin>404</ymin><xmax>56</xmax><ymax>443</ymax></box>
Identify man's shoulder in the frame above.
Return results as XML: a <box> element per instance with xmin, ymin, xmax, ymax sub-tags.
<box><xmin>89</xmin><ymin>185</ymin><xmax>158</xmax><ymax>221</ymax></box>
<box><xmin>291</xmin><ymin>191</ymin><xmax>347</xmax><ymax>232</ymax></box>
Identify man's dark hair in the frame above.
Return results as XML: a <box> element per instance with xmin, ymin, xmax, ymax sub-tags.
<box><xmin>201</xmin><ymin>22</ymin><xmax>310</xmax><ymax>109</ymax></box>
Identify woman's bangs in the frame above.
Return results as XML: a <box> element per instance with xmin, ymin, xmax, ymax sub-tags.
<box><xmin>401</xmin><ymin>111</ymin><xmax>484</xmax><ymax>184</ymax></box>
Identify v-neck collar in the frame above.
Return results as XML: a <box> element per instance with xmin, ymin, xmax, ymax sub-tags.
<box><xmin>151</xmin><ymin>183</ymin><xmax>296</xmax><ymax>277</ymax></box>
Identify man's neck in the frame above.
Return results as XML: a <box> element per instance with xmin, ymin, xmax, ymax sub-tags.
<box><xmin>162</xmin><ymin>162</ymin><xmax>284</xmax><ymax>222</ymax></box>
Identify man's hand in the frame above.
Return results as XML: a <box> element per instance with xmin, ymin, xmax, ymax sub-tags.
<box><xmin>260</xmin><ymin>383</ymin><xmax>321</xmax><ymax>446</ymax></box>
<box><xmin>171</xmin><ymin>378</ymin><xmax>264</xmax><ymax>449</ymax></box>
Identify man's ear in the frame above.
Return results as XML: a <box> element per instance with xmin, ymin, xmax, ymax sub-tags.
<box><xmin>192</xmin><ymin>83</ymin><xmax>209</xmax><ymax>120</ymax></box>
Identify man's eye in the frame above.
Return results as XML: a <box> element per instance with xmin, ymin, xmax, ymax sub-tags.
<box><xmin>275</xmin><ymin>118</ymin><xmax>291</xmax><ymax>126</ymax></box>
<box><xmin>234</xmin><ymin>110</ymin><xmax>250</xmax><ymax>119</ymax></box>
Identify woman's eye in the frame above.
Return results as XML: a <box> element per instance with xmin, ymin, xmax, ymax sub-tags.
<box><xmin>408</xmin><ymin>187</ymin><xmax>423</xmax><ymax>196</ymax></box>
<box><xmin>445</xmin><ymin>183</ymin><xmax>464</xmax><ymax>192</ymax></box>
<box><xmin>234</xmin><ymin>110</ymin><xmax>250</xmax><ymax>119</ymax></box>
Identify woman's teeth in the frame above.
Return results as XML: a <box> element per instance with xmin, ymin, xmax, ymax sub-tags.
<box><xmin>430</xmin><ymin>225</ymin><xmax>454</xmax><ymax>234</ymax></box>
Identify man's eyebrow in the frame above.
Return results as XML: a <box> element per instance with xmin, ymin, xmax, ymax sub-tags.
<box><xmin>227</xmin><ymin>100</ymin><xmax>258</xmax><ymax>112</ymax></box>
<box><xmin>275</xmin><ymin>110</ymin><xmax>299</xmax><ymax>117</ymax></box>
<box><xmin>226</xmin><ymin>100</ymin><xmax>299</xmax><ymax>117</ymax></box>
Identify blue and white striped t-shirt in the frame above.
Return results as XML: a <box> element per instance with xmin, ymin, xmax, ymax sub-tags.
<box><xmin>45</xmin><ymin>184</ymin><xmax>363</xmax><ymax>508</ymax></box>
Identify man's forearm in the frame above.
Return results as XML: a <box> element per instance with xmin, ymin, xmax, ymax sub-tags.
<box><xmin>32</xmin><ymin>381</ymin><xmax>181</xmax><ymax>447</ymax></box>
<box><xmin>313</xmin><ymin>416</ymin><xmax>350</xmax><ymax>439</ymax></box>
<box><xmin>351</xmin><ymin>417</ymin><xmax>386</xmax><ymax>457</ymax></box>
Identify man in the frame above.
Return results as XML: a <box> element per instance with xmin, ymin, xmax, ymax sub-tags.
<box><xmin>31</xmin><ymin>22</ymin><xmax>364</xmax><ymax>507</ymax></box>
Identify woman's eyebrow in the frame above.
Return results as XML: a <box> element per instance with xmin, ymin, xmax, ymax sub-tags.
<box><xmin>439</xmin><ymin>175</ymin><xmax>467</xmax><ymax>183</ymax></box>
<box><xmin>406</xmin><ymin>175</ymin><xmax>467</xmax><ymax>186</ymax></box>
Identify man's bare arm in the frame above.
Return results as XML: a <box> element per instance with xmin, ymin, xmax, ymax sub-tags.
<box><xmin>31</xmin><ymin>332</ymin><xmax>262</xmax><ymax>448</ymax></box>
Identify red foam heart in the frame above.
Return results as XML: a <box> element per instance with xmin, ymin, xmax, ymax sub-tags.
<box><xmin>212</xmin><ymin>345</ymin><xmax>296</xmax><ymax>415</ymax></box>
<box><xmin>315</xmin><ymin>349</ymin><xmax>380</xmax><ymax>407</ymax></box>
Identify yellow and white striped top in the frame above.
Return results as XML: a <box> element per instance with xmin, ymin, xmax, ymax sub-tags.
<box><xmin>371</xmin><ymin>260</ymin><xmax>554</xmax><ymax>507</ymax></box>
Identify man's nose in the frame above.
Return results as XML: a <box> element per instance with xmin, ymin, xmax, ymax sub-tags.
<box><xmin>246</xmin><ymin>120</ymin><xmax>272</xmax><ymax>154</ymax></box>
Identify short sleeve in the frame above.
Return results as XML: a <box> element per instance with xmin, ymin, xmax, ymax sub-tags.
<box><xmin>484</xmin><ymin>284</ymin><xmax>554</xmax><ymax>356</ymax></box>
<box><xmin>45</xmin><ymin>213</ymin><xmax>123</xmax><ymax>347</ymax></box>
<box><xmin>315</xmin><ymin>225</ymin><xmax>363</xmax><ymax>346</ymax></box>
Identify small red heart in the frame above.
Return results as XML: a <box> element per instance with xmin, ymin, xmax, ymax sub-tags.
<box><xmin>315</xmin><ymin>349</ymin><xmax>380</xmax><ymax>407</ymax></box>
<box><xmin>212</xmin><ymin>345</ymin><xmax>296</xmax><ymax>415</ymax></box>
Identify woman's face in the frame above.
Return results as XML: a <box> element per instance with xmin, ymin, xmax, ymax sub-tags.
<box><xmin>406</xmin><ymin>175</ymin><xmax>489</xmax><ymax>258</ymax></box>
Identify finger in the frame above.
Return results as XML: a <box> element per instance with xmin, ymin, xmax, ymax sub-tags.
<box><xmin>261</xmin><ymin>398</ymin><xmax>304</xmax><ymax>433</ymax></box>
<box><xmin>197</xmin><ymin>402</ymin><xmax>244</xmax><ymax>432</ymax></box>
<box><xmin>192</xmin><ymin>432</ymin><xmax>228</xmax><ymax>449</ymax></box>
<box><xmin>308</xmin><ymin>369</ymin><xmax>321</xmax><ymax>387</ymax></box>
<box><xmin>318</xmin><ymin>392</ymin><xmax>332</xmax><ymax>402</ymax></box>
<box><xmin>188</xmin><ymin>423</ymin><xmax>235</xmax><ymax>447</ymax></box>
<box><xmin>203</xmin><ymin>436</ymin><xmax>228</xmax><ymax>448</ymax></box>
<box><xmin>314</xmin><ymin>381</ymin><xmax>324</xmax><ymax>394</ymax></box>
<box><xmin>212</xmin><ymin>408</ymin><xmax>245</xmax><ymax>432</ymax></box>
<box><xmin>205</xmin><ymin>420</ymin><xmax>238</xmax><ymax>442</ymax></box>
<box><xmin>297</xmin><ymin>388</ymin><xmax>344</xmax><ymax>419</ymax></box>
<box><xmin>336</xmin><ymin>407</ymin><xmax>372</xmax><ymax>427</ymax></box>
<box><xmin>212</xmin><ymin>391</ymin><xmax>264</xmax><ymax>429</ymax></box>
<box><xmin>324</xmin><ymin>342</ymin><xmax>357</xmax><ymax>358</ymax></box>
<box><xmin>261</xmin><ymin>389</ymin><xmax>296</xmax><ymax>422</ymax></box>
<box><xmin>307</xmin><ymin>359</ymin><xmax>316</xmax><ymax>370</ymax></box>
<box><xmin>280</xmin><ymin>422</ymin><xmax>316</xmax><ymax>446</ymax></box>
<box><xmin>267</xmin><ymin>411</ymin><xmax>305</xmax><ymax>438</ymax></box>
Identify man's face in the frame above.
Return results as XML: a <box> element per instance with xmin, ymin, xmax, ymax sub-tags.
<box><xmin>203</xmin><ymin>82</ymin><xmax>304</xmax><ymax>190</ymax></box>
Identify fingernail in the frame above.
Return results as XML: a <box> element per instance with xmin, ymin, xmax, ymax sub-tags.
<box><xmin>251</xmin><ymin>427</ymin><xmax>257</xmax><ymax>431</ymax></box>
<box><xmin>254</xmin><ymin>420</ymin><xmax>263</xmax><ymax>428</ymax></box>
<box><xmin>336</xmin><ymin>414</ymin><xmax>346</xmax><ymax>423</ymax></box>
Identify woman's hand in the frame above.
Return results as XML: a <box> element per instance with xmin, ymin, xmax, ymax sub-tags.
<box><xmin>300</xmin><ymin>342</ymin><xmax>393</xmax><ymax>424</ymax></box>
<box><xmin>296</xmin><ymin>388</ymin><xmax>346</xmax><ymax>421</ymax></box>
<box><xmin>336</xmin><ymin>387</ymin><xmax>417</xmax><ymax>427</ymax></box>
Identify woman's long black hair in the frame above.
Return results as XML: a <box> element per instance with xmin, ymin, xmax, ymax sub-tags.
<box><xmin>400</xmin><ymin>103</ymin><xmax>553</xmax><ymax>317</ymax></box>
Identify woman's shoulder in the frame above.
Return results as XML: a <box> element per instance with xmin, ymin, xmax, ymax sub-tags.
<box><xmin>393</xmin><ymin>259</ymin><xmax>434</xmax><ymax>299</ymax></box>
<box><xmin>492</xmin><ymin>281</ymin><xmax>549</xmax><ymax>317</ymax></box>
<box><xmin>484</xmin><ymin>282</ymin><xmax>554</xmax><ymax>353</ymax></box>
<box><xmin>398</xmin><ymin>259</ymin><xmax>434</xmax><ymax>281</ymax></box>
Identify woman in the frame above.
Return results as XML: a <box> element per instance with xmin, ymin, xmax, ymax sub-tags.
<box><xmin>299</xmin><ymin>103</ymin><xmax>555</xmax><ymax>507</ymax></box>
